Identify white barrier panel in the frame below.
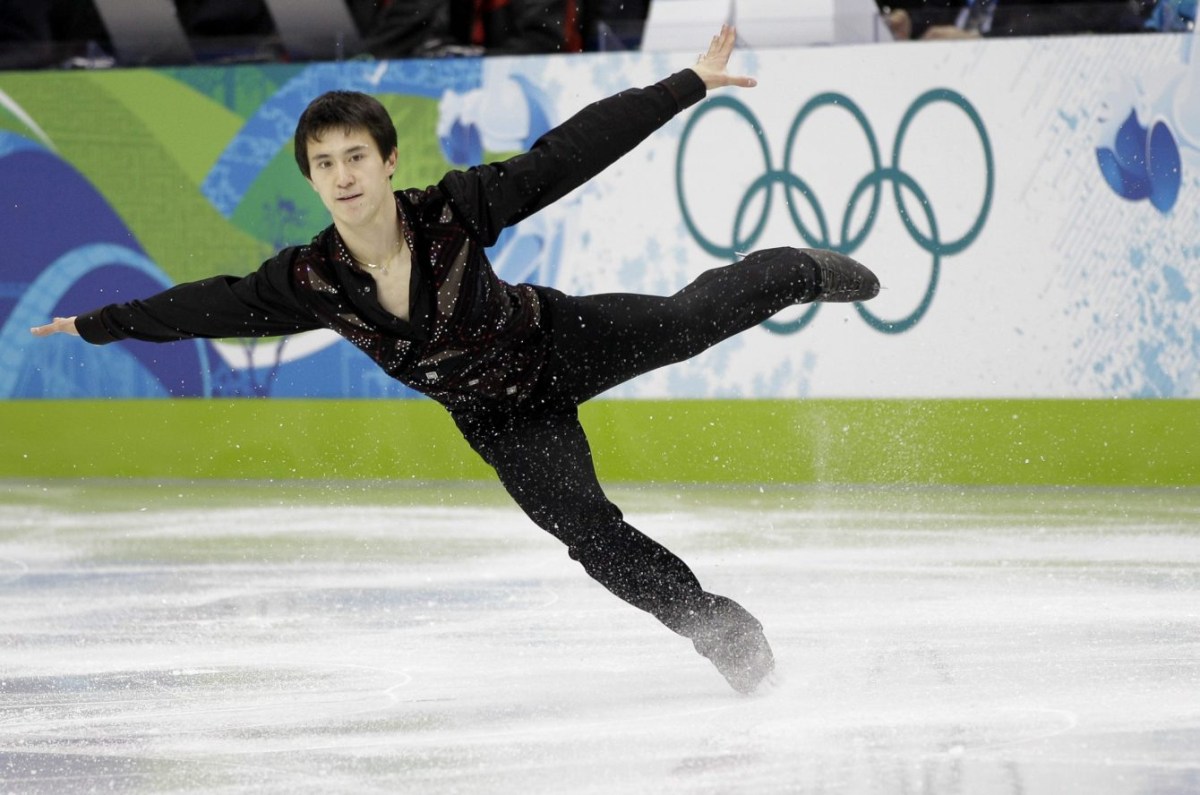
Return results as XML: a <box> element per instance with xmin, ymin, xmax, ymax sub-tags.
<box><xmin>511</xmin><ymin>33</ymin><xmax>1198</xmax><ymax>399</ymax></box>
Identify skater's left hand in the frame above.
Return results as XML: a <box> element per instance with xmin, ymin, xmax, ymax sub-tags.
<box><xmin>30</xmin><ymin>316</ymin><xmax>79</xmax><ymax>337</ymax></box>
<box><xmin>691</xmin><ymin>25</ymin><xmax>757</xmax><ymax>91</ymax></box>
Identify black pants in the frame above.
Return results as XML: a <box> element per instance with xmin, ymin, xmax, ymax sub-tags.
<box><xmin>452</xmin><ymin>248</ymin><xmax>816</xmax><ymax>636</ymax></box>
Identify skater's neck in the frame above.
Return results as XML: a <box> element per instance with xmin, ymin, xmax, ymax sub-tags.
<box><xmin>337</xmin><ymin>200</ymin><xmax>404</xmax><ymax>268</ymax></box>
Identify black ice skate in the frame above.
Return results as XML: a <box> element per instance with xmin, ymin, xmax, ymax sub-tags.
<box><xmin>803</xmin><ymin>249</ymin><xmax>880</xmax><ymax>303</ymax></box>
<box><xmin>691</xmin><ymin>596</ymin><xmax>776</xmax><ymax>694</ymax></box>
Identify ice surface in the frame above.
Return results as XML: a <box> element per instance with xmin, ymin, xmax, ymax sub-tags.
<box><xmin>1</xmin><ymin>481</ymin><xmax>1198</xmax><ymax>794</ymax></box>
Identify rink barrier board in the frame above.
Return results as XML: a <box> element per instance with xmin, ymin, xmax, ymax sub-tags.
<box><xmin>4</xmin><ymin>36</ymin><xmax>1200</xmax><ymax>407</ymax></box>
<box><xmin>3</xmin><ymin>399</ymin><xmax>1196</xmax><ymax>486</ymax></box>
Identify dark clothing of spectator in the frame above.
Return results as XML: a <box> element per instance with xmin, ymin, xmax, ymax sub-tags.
<box><xmin>880</xmin><ymin>0</ymin><xmax>1147</xmax><ymax>39</ymax></box>
<box><xmin>990</xmin><ymin>0</ymin><xmax>1147</xmax><ymax>35</ymax></box>
<box><xmin>363</xmin><ymin>0</ymin><xmax>581</xmax><ymax>58</ymax></box>
<box><xmin>581</xmin><ymin>0</ymin><xmax>649</xmax><ymax>50</ymax></box>
<box><xmin>0</xmin><ymin>0</ymin><xmax>111</xmax><ymax>69</ymax></box>
<box><xmin>173</xmin><ymin>0</ymin><xmax>276</xmax><ymax>38</ymax></box>
<box><xmin>172</xmin><ymin>0</ymin><xmax>282</xmax><ymax>63</ymax></box>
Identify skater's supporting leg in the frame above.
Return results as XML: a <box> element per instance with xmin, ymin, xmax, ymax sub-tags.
<box><xmin>454</xmin><ymin>408</ymin><xmax>713</xmax><ymax>635</ymax></box>
<box><xmin>453</xmin><ymin>407</ymin><xmax>776</xmax><ymax>692</ymax></box>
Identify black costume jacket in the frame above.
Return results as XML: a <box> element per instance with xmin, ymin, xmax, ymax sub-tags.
<box><xmin>75</xmin><ymin>69</ymin><xmax>706</xmax><ymax>411</ymax></box>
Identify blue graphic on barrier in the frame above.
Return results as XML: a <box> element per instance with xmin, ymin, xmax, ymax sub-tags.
<box><xmin>1095</xmin><ymin>21</ymin><xmax>1200</xmax><ymax>215</ymax></box>
<box><xmin>0</xmin><ymin>243</ymin><xmax>212</xmax><ymax>398</ymax></box>
<box><xmin>0</xmin><ymin>132</ymin><xmax>211</xmax><ymax>398</ymax></box>
<box><xmin>1095</xmin><ymin>109</ymin><xmax>1182</xmax><ymax>213</ymax></box>
<box><xmin>436</xmin><ymin>73</ymin><xmax>552</xmax><ymax>167</ymax></box>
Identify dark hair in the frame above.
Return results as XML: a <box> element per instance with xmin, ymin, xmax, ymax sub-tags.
<box><xmin>293</xmin><ymin>90</ymin><xmax>398</xmax><ymax>178</ymax></box>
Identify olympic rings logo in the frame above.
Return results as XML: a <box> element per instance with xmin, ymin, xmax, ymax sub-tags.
<box><xmin>675</xmin><ymin>90</ymin><xmax>993</xmax><ymax>334</ymax></box>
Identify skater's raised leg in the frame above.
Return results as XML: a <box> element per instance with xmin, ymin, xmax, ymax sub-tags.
<box><xmin>540</xmin><ymin>247</ymin><xmax>879</xmax><ymax>404</ymax></box>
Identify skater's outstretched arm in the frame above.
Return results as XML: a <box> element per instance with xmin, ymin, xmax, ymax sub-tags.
<box><xmin>440</xmin><ymin>24</ymin><xmax>756</xmax><ymax>247</ymax></box>
<box><xmin>29</xmin><ymin>250</ymin><xmax>321</xmax><ymax>345</ymax></box>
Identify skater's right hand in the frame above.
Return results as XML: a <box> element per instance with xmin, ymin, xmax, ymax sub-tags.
<box><xmin>691</xmin><ymin>25</ymin><xmax>757</xmax><ymax>91</ymax></box>
<box><xmin>30</xmin><ymin>316</ymin><xmax>79</xmax><ymax>337</ymax></box>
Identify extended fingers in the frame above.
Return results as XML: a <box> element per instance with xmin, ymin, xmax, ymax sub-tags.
<box><xmin>702</xmin><ymin>24</ymin><xmax>732</xmax><ymax>63</ymax></box>
<box><xmin>713</xmin><ymin>24</ymin><xmax>734</xmax><ymax>61</ymax></box>
<box><xmin>692</xmin><ymin>25</ymin><xmax>755</xmax><ymax>90</ymax></box>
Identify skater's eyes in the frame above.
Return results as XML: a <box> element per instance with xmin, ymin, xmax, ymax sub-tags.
<box><xmin>312</xmin><ymin>147</ymin><xmax>370</xmax><ymax>170</ymax></box>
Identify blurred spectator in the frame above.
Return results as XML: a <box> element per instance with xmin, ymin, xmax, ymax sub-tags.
<box><xmin>174</xmin><ymin>0</ymin><xmax>274</xmax><ymax>38</ymax></box>
<box><xmin>881</xmin><ymin>0</ymin><xmax>962</xmax><ymax>39</ymax></box>
<box><xmin>173</xmin><ymin>0</ymin><xmax>282</xmax><ymax>63</ymax></box>
<box><xmin>882</xmin><ymin>0</ymin><xmax>1149</xmax><ymax>40</ymax></box>
<box><xmin>346</xmin><ymin>0</ymin><xmax>385</xmax><ymax>39</ymax></box>
<box><xmin>581</xmin><ymin>0</ymin><xmax>649</xmax><ymax>51</ymax></box>
<box><xmin>362</xmin><ymin>0</ymin><xmax>581</xmax><ymax>58</ymax></box>
<box><xmin>990</xmin><ymin>0</ymin><xmax>1147</xmax><ymax>35</ymax></box>
<box><xmin>0</xmin><ymin>0</ymin><xmax>112</xmax><ymax>69</ymax></box>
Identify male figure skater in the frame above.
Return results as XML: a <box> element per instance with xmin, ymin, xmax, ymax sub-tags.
<box><xmin>32</xmin><ymin>26</ymin><xmax>879</xmax><ymax>694</ymax></box>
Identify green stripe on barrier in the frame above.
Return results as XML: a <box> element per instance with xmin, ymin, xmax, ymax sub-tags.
<box><xmin>2</xmin><ymin>399</ymin><xmax>1196</xmax><ymax>486</ymax></box>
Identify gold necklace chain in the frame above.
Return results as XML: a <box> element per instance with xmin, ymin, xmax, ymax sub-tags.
<box><xmin>349</xmin><ymin>240</ymin><xmax>402</xmax><ymax>275</ymax></box>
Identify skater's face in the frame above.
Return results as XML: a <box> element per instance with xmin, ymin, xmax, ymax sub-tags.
<box><xmin>305</xmin><ymin>126</ymin><xmax>398</xmax><ymax>231</ymax></box>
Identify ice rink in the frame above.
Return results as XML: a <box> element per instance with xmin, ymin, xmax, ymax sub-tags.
<box><xmin>1</xmin><ymin>479</ymin><xmax>1198</xmax><ymax>794</ymax></box>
